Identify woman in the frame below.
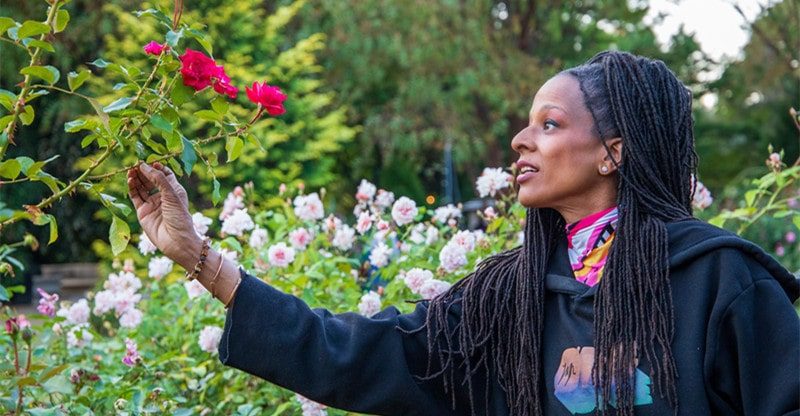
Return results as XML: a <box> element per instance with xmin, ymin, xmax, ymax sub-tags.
<box><xmin>127</xmin><ymin>51</ymin><xmax>800</xmax><ymax>415</ymax></box>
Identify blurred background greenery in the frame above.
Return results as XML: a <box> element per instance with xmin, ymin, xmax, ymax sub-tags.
<box><xmin>1</xmin><ymin>0</ymin><xmax>797</xmax><ymax>272</ymax></box>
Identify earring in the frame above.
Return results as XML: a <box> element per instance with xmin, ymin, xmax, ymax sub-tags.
<box><xmin>600</xmin><ymin>165</ymin><xmax>609</xmax><ymax>174</ymax></box>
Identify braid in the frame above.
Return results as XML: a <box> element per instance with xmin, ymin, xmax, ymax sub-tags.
<box><xmin>412</xmin><ymin>51</ymin><xmax>697</xmax><ymax>416</ymax></box>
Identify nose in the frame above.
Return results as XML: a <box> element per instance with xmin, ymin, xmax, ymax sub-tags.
<box><xmin>511</xmin><ymin>126</ymin><xmax>533</xmax><ymax>154</ymax></box>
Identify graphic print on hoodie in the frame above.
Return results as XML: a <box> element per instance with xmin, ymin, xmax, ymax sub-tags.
<box><xmin>553</xmin><ymin>345</ymin><xmax>653</xmax><ymax>414</ymax></box>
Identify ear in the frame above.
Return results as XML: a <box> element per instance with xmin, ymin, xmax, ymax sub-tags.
<box><xmin>603</xmin><ymin>137</ymin><xmax>623</xmax><ymax>169</ymax></box>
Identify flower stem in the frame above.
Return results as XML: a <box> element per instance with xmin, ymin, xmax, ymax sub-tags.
<box><xmin>0</xmin><ymin>0</ymin><xmax>62</xmax><ymax>161</ymax></box>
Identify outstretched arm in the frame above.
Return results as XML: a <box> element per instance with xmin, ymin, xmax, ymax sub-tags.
<box><xmin>218</xmin><ymin>269</ymin><xmax>460</xmax><ymax>416</ymax></box>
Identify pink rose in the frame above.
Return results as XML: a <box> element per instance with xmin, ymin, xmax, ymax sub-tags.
<box><xmin>245</xmin><ymin>82</ymin><xmax>287</xmax><ymax>115</ymax></box>
<box><xmin>179</xmin><ymin>49</ymin><xmax>218</xmax><ymax>91</ymax></box>
<box><xmin>143</xmin><ymin>41</ymin><xmax>168</xmax><ymax>56</ymax></box>
<box><xmin>36</xmin><ymin>288</ymin><xmax>59</xmax><ymax>317</ymax></box>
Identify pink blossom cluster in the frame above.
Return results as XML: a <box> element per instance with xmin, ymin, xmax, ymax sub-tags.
<box><xmin>691</xmin><ymin>176</ymin><xmax>713</xmax><ymax>210</ymax></box>
<box><xmin>138</xmin><ymin>232</ymin><xmax>157</xmax><ymax>255</ymax></box>
<box><xmin>331</xmin><ymin>224</ymin><xmax>356</xmax><ymax>251</ymax></box>
<box><xmin>352</xmin><ymin>179</ymin><xmax>395</xmax><ymax>218</ymax></box>
<box><xmin>192</xmin><ymin>212</ymin><xmax>213</xmax><ymax>236</ymax></box>
<box><xmin>267</xmin><ymin>242</ymin><xmax>296</xmax><ymax>268</ymax></box>
<box><xmin>4</xmin><ymin>314</ymin><xmax>30</xmax><ymax>336</ymax></box>
<box><xmin>221</xmin><ymin>208</ymin><xmax>255</xmax><ymax>237</ymax></box>
<box><xmin>92</xmin><ymin>271</ymin><xmax>144</xmax><ymax>329</ymax></box>
<box><xmin>147</xmin><ymin>256</ymin><xmax>173</xmax><ymax>280</ymax></box>
<box><xmin>475</xmin><ymin>167</ymin><xmax>512</xmax><ymax>198</ymax></box>
<box><xmin>220</xmin><ymin>186</ymin><xmax>245</xmax><ymax>220</ymax></box>
<box><xmin>198</xmin><ymin>325</ymin><xmax>224</xmax><ymax>354</ymax></box>
<box><xmin>289</xmin><ymin>227</ymin><xmax>314</xmax><ymax>250</ymax></box>
<box><xmin>295</xmin><ymin>394</ymin><xmax>328</xmax><ymax>416</ymax></box>
<box><xmin>249</xmin><ymin>227</ymin><xmax>269</xmax><ymax>250</ymax></box>
<box><xmin>368</xmin><ymin>241</ymin><xmax>392</xmax><ymax>268</ymax></box>
<box><xmin>358</xmin><ymin>291</ymin><xmax>382</xmax><ymax>317</ymax></box>
<box><xmin>121</xmin><ymin>338</ymin><xmax>141</xmax><ymax>367</ymax></box>
<box><xmin>391</xmin><ymin>196</ymin><xmax>418</xmax><ymax>227</ymax></box>
<box><xmin>293</xmin><ymin>192</ymin><xmax>325</xmax><ymax>221</ymax></box>
<box><xmin>36</xmin><ymin>287</ymin><xmax>59</xmax><ymax>317</ymax></box>
<box><xmin>400</xmin><ymin>268</ymin><xmax>452</xmax><ymax>299</ymax></box>
<box><xmin>433</xmin><ymin>204</ymin><xmax>462</xmax><ymax>224</ymax></box>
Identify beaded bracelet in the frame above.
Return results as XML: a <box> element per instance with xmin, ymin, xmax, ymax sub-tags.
<box><xmin>185</xmin><ymin>237</ymin><xmax>211</xmax><ymax>281</ymax></box>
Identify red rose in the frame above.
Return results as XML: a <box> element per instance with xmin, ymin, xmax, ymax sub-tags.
<box><xmin>245</xmin><ymin>82</ymin><xmax>287</xmax><ymax>116</ymax></box>
<box><xmin>179</xmin><ymin>48</ymin><xmax>218</xmax><ymax>91</ymax></box>
<box><xmin>143</xmin><ymin>41</ymin><xmax>168</xmax><ymax>56</ymax></box>
<box><xmin>212</xmin><ymin>66</ymin><xmax>239</xmax><ymax>99</ymax></box>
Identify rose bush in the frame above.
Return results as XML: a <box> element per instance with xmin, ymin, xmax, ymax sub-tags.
<box><xmin>1</xmin><ymin>168</ymin><xmax>527</xmax><ymax>415</ymax></box>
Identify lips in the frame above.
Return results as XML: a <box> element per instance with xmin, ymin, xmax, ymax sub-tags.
<box><xmin>515</xmin><ymin>159</ymin><xmax>539</xmax><ymax>184</ymax></box>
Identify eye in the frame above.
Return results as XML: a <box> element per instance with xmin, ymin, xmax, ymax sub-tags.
<box><xmin>543</xmin><ymin>119</ymin><xmax>559</xmax><ymax>131</ymax></box>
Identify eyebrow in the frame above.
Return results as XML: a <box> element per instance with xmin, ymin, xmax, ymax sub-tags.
<box><xmin>529</xmin><ymin>104</ymin><xmax>567</xmax><ymax>123</ymax></box>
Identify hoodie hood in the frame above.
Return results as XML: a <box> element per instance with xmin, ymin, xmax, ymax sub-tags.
<box><xmin>546</xmin><ymin>218</ymin><xmax>800</xmax><ymax>303</ymax></box>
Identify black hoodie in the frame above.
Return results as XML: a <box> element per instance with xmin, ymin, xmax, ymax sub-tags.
<box><xmin>219</xmin><ymin>219</ymin><xmax>800</xmax><ymax>415</ymax></box>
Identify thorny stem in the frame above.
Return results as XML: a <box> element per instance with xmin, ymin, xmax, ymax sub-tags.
<box><xmin>88</xmin><ymin>107</ymin><xmax>265</xmax><ymax>181</ymax></box>
<box><xmin>0</xmin><ymin>0</ymin><xmax>62</xmax><ymax>161</ymax></box>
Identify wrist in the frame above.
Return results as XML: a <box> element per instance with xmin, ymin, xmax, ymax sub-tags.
<box><xmin>176</xmin><ymin>235</ymin><xmax>208</xmax><ymax>271</ymax></box>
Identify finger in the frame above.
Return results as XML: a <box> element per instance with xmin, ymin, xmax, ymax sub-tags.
<box><xmin>133</xmin><ymin>166</ymin><xmax>156</xmax><ymax>193</ymax></box>
<box><xmin>139</xmin><ymin>163</ymin><xmax>175</xmax><ymax>193</ymax></box>
<box><xmin>153</xmin><ymin>161</ymin><xmax>190</xmax><ymax>207</ymax></box>
<box><xmin>127</xmin><ymin>177</ymin><xmax>145</xmax><ymax>207</ymax></box>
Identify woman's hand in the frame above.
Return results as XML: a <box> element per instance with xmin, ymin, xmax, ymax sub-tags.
<box><xmin>127</xmin><ymin>162</ymin><xmax>203</xmax><ymax>269</ymax></box>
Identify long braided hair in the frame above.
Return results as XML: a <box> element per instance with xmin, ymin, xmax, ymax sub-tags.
<box><xmin>416</xmin><ymin>51</ymin><xmax>698</xmax><ymax>415</ymax></box>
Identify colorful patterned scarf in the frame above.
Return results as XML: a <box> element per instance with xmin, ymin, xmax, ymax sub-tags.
<box><xmin>564</xmin><ymin>206</ymin><xmax>618</xmax><ymax>287</ymax></box>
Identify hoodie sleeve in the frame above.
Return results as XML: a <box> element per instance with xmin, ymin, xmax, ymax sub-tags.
<box><xmin>217</xmin><ymin>268</ymin><xmax>457</xmax><ymax>416</ymax></box>
<box><xmin>708</xmin><ymin>276</ymin><xmax>800</xmax><ymax>415</ymax></box>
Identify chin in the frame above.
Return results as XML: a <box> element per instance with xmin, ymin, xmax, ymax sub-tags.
<box><xmin>517</xmin><ymin>191</ymin><xmax>546</xmax><ymax>209</ymax></box>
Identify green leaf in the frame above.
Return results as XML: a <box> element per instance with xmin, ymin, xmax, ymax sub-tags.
<box><xmin>166</xmin><ymin>29</ymin><xmax>183</xmax><ymax>47</ymax></box>
<box><xmin>54</xmin><ymin>10</ymin><xmax>70</xmax><ymax>33</ymax></box>
<box><xmin>45</xmin><ymin>214</ymin><xmax>57</xmax><ymax>244</ymax></box>
<box><xmin>16</xmin><ymin>376</ymin><xmax>37</xmax><ymax>387</ymax></box>
<box><xmin>39</xmin><ymin>364</ymin><xmax>68</xmax><ymax>383</ymax></box>
<box><xmin>0</xmin><ymin>89</ymin><xmax>14</xmax><ymax>111</ymax></box>
<box><xmin>67</xmin><ymin>70</ymin><xmax>90</xmax><ymax>91</ymax></box>
<box><xmin>0</xmin><ymin>17</ymin><xmax>16</xmax><ymax>34</ymax></box>
<box><xmin>0</xmin><ymin>159</ymin><xmax>21</xmax><ymax>179</ymax></box>
<box><xmin>150</xmin><ymin>114</ymin><xmax>173</xmax><ymax>133</ymax></box>
<box><xmin>20</xmin><ymin>65</ymin><xmax>59</xmax><ymax>85</ymax></box>
<box><xmin>212</xmin><ymin>178</ymin><xmax>221</xmax><ymax>205</ymax></box>
<box><xmin>225</xmin><ymin>136</ymin><xmax>244</xmax><ymax>162</ymax></box>
<box><xmin>15</xmin><ymin>156</ymin><xmax>35</xmax><ymax>174</ymax></box>
<box><xmin>268</xmin><ymin>402</ymin><xmax>292</xmax><ymax>416</ymax></box>
<box><xmin>17</xmin><ymin>20</ymin><xmax>50</xmax><ymax>39</ymax></box>
<box><xmin>0</xmin><ymin>285</ymin><xmax>8</xmax><ymax>302</ymax></box>
<box><xmin>103</xmin><ymin>97</ymin><xmax>133</xmax><ymax>113</ymax></box>
<box><xmin>25</xmin><ymin>39</ymin><xmax>54</xmax><ymax>52</ymax></box>
<box><xmin>89</xmin><ymin>58</ymin><xmax>109</xmax><ymax>68</ymax></box>
<box><xmin>26</xmin><ymin>89</ymin><xmax>49</xmax><ymax>102</ymax></box>
<box><xmin>19</xmin><ymin>105</ymin><xmax>34</xmax><ymax>126</ymax></box>
<box><xmin>0</xmin><ymin>115</ymin><xmax>13</xmax><ymax>132</ymax></box>
<box><xmin>171</xmin><ymin>82</ymin><xmax>194</xmax><ymax>107</ymax></box>
<box><xmin>181</xmin><ymin>137</ymin><xmax>197</xmax><ymax>174</ymax></box>
<box><xmin>211</xmin><ymin>97</ymin><xmax>229</xmax><ymax>114</ymax></box>
<box><xmin>109</xmin><ymin>216</ymin><xmax>131</xmax><ymax>256</ymax></box>
<box><xmin>87</xmin><ymin>97</ymin><xmax>111</xmax><ymax>133</ymax></box>
<box><xmin>64</xmin><ymin>118</ymin><xmax>92</xmax><ymax>133</ymax></box>
<box><xmin>793</xmin><ymin>215</ymin><xmax>800</xmax><ymax>232</ymax></box>
<box><xmin>164</xmin><ymin>131</ymin><xmax>182</xmax><ymax>152</ymax></box>
<box><xmin>193</xmin><ymin>110</ymin><xmax>222</xmax><ymax>123</ymax></box>
<box><xmin>185</xmin><ymin>28</ymin><xmax>213</xmax><ymax>55</ymax></box>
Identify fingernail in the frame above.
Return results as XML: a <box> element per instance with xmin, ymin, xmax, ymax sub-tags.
<box><xmin>140</xmin><ymin>163</ymin><xmax>152</xmax><ymax>172</ymax></box>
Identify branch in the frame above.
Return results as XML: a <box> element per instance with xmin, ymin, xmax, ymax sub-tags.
<box><xmin>0</xmin><ymin>0</ymin><xmax>63</xmax><ymax>161</ymax></box>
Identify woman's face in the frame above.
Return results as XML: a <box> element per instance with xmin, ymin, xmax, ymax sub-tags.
<box><xmin>511</xmin><ymin>74</ymin><xmax>619</xmax><ymax>222</ymax></box>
